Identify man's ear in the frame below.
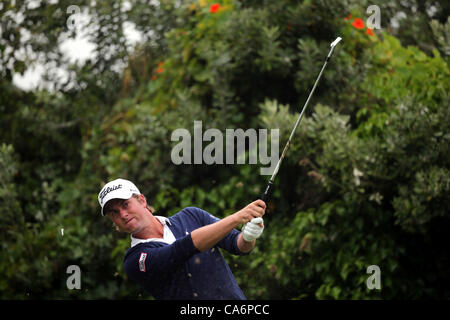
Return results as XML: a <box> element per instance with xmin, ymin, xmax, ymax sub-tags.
<box><xmin>138</xmin><ymin>194</ymin><xmax>147</xmax><ymax>207</ymax></box>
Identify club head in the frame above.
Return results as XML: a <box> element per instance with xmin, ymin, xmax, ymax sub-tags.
<box><xmin>330</xmin><ymin>37</ymin><xmax>342</xmax><ymax>48</ymax></box>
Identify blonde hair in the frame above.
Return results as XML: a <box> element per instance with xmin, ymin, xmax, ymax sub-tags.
<box><xmin>132</xmin><ymin>193</ymin><xmax>155</xmax><ymax>214</ymax></box>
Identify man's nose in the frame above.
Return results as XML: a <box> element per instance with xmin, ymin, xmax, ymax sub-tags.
<box><xmin>118</xmin><ymin>208</ymin><xmax>129</xmax><ymax>219</ymax></box>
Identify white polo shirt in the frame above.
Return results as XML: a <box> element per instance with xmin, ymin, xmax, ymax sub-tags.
<box><xmin>130</xmin><ymin>216</ymin><xmax>176</xmax><ymax>248</ymax></box>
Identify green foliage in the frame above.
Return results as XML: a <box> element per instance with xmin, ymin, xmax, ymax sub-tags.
<box><xmin>430</xmin><ymin>17</ymin><xmax>450</xmax><ymax>57</ymax></box>
<box><xmin>361</xmin><ymin>34</ymin><xmax>450</xmax><ymax>110</ymax></box>
<box><xmin>1</xmin><ymin>0</ymin><xmax>449</xmax><ymax>300</ymax></box>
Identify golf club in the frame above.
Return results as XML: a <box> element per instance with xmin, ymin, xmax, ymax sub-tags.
<box><xmin>260</xmin><ymin>36</ymin><xmax>342</xmax><ymax>203</ymax></box>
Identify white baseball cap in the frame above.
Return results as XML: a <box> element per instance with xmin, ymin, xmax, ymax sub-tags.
<box><xmin>98</xmin><ymin>178</ymin><xmax>141</xmax><ymax>216</ymax></box>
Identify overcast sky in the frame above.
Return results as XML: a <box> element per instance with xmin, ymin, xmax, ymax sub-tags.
<box><xmin>12</xmin><ymin>3</ymin><xmax>142</xmax><ymax>91</ymax></box>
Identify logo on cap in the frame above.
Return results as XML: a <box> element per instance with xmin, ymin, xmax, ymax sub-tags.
<box><xmin>99</xmin><ymin>184</ymin><xmax>122</xmax><ymax>205</ymax></box>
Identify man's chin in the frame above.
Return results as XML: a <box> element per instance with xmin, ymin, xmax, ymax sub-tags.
<box><xmin>130</xmin><ymin>226</ymin><xmax>143</xmax><ymax>237</ymax></box>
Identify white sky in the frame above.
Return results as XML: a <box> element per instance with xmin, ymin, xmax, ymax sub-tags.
<box><xmin>12</xmin><ymin>3</ymin><xmax>142</xmax><ymax>91</ymax></box>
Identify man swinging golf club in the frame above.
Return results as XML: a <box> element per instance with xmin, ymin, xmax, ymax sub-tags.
<box><xmin>98</xmin><ymin>36</ymin><xmax>342</xmax><ymax>300</ymax></box>
<box><xmin>98</xmin><ymin>178</ymin><xmax>265</xmax><ymax>300</ymax></box>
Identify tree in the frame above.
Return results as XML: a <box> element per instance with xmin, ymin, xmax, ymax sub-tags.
<box><xmin>1</xmin><ymin>0</ymin><xmax>448</xmax><ymax>299</ymax></box>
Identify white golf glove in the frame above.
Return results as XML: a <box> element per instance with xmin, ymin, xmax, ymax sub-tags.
<box><xmin>242</xmin><ymin>217</ymin><xmax>264</xmax><ymax>242</ymax></box>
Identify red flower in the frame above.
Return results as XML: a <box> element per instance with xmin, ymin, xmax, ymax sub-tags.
<box><xmin>152</xmin><ymin>75</ymin><xmax>157</xmax><ymax>80</ymax></box>
<box><xmin>344</xmin><ymin>14</ymin><xmax>352</xmax><ymax>21</ymax></box>
<box><xmin>209</xmin><ymin>3</ymin><xmax>220</xmax><ymax>13</ymax></box>
<box><xmin>366</xmin><ymin>28</ymin><xmax>374</xmax><ymax>36</ymax></box>
<box><xmin>156</xmin><ymin>67</ymin><xmax>164</xmax><ymax>74</ymax></box>
<box><xmin>352</xmin><ymin>18</ymin><xmax>364</xmax><ymax>30</ymax></box>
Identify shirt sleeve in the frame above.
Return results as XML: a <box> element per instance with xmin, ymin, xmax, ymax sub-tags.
<box><xmin>124</xmin><ymin>233</ymin><xmax>200</xmax><ymax>284</ymax></box>
<box><xmin>187</xmin><ymin>207</ymin><xmax>248</xmax><ymax>256</ymax></box>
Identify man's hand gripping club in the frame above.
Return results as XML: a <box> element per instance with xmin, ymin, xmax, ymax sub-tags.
<box><xmin>191</xmin><ymin>200</ymin><xmax>266</xmax><ymax>252</ymax></box>
<box><xmin>242</xmin><ymin>217</ymin><xmax>264</xmax><ymax>242</ymax></box>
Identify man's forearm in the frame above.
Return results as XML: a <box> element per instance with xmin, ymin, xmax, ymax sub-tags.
<box><xmin>191</xmin><ymin>217</ymin><xmax>256</xmax><ymax>253</ymax></box>
<box><xmin>191</xmin><ymin>214</ymin><xmax>239</xmax><ymax>252</ymax></box>
<box><xmin>191</xmin><ymin>200</ymin><xmax>265</xmax><ymax>252</ymax></box>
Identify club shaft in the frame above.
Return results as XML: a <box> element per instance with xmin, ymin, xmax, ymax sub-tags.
<box><xmin>260</xmin><ymin>41</ymin><xmax>340</xmax><ymax>203</ymax></box>
<box><xmin>270</xmin><ymin>49</ymin><xmax>332</xmax><ymax>182</ymax></box>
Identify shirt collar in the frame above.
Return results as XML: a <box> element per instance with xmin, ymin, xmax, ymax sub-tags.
<box><xmin>130</xmin><ymin>216</ymin><xmax>173</xmax><ymax>248</ymax></box>
<box><xmin>155</xmin><ymin>215</ymin><xmax>171</xmax><ymax>226</ymax></box>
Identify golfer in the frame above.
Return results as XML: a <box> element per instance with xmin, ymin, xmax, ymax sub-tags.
<box><xmin>98</xmin><ymin>178</ymin><xmax>265</xmax><ymax>300</ymax></box>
